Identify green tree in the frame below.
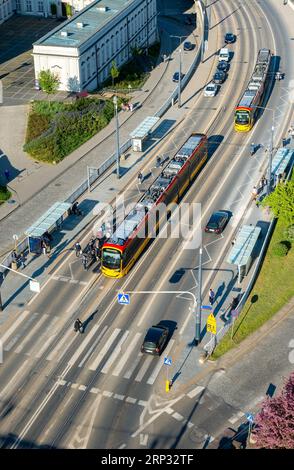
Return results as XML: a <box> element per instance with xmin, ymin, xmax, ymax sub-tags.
<box><xmin>38</xmin><ymin>69</ymin><xmax>60</xmax><ymax>104</ymax></box>
<box><xmin>110</xmin><ymin>61</ymin><xmax>120</xmax><ymax>87</ymax></box>
<box><xmin>260</xmin><ymin>180</ymin><xmax>294</xmax><ymax>227</ymax></box>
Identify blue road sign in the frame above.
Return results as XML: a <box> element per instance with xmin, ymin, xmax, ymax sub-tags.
<box><xmin>118</xmin><ymin>293</ymin><xmax>130</xmax><ymax>305</ymax></box>
<box><xmin>164</xmin><ymin>357</ymin><xmax>172</xmax><ymax>366</ymax></box>
<box><xmin>245</xmin><ymin>413</ymin><xmax>254</xmax><ymax>423</ymax></box>
<box><xmin>201</xmin><ymin>305</ymin><xmax>212</xmax><ymax>310</ymax></box>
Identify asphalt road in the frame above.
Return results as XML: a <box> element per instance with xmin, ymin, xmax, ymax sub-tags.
<box><xmin>0</xmin><ymin>0</ymin><xmax>293</xmax><ymax>449</ymax></box>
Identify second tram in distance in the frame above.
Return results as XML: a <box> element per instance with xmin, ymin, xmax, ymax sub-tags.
<box><xmin>234</xmin><ymin>48</ymin><xmax>271</xmax><ymax>132</ymax></box>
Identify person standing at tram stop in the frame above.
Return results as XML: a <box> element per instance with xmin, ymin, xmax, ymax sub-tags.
<box><xmin>138</xmin><ymin>171</ymin><xmax>143</xmax><ymax>184</ymax></box>
<box><xmin>209</xmin><ymin>288</ymin><xmax>215</xmax><ymax>306</ymax></box>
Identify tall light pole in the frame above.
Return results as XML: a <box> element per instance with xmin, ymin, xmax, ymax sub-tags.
<box><xmin>113</xmin><ymin>95</ymin><xmax>120</xmax><ymax>179</ymax></box>
<box><xmin>195</xmin><ymin>246</ymin><xmax>203</xmax><ymax>345</ymax></box>
<box><xmin>170</xmin><ymin>35</ymin><xmax>188</xmax><ymax>109</ymax></box>
<box><xmin>253</xmin><ymin>105</ymin><xmax>275</xmax><ymax>195</ymax></box>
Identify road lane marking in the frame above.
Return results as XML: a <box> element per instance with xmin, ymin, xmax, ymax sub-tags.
<box><xmin>187</xmin><ymin>385</ymin><xmax>205</xmax><ymax>399</ymax></box>
<box><xmin>0</xmin><ymin>310</ymin><xmax>30</xmax><ymax>346</ymax></box>
<box><xmin>46</xmin><ymin>327</ymin><xmax>75</xmax><ymax>362</ymax></box>
<box><xmin>172</xmin><ymin>412</ymin><xmax>184</xmax><ymax>421</ymax></box>
<box><xmin>112</xmin><ymin>332</ymin><xmax>142</xmax><ymax>377</ymax></box>
<box><xmin>79</xmin><ymin>385</ymin><xmax>86</xmax><ymax>391</ymax></box>
<box><xmin>90</xmin><ymin>387</ymin><xmax>99</xmax><ymax>394</ymax></box>
<box><xmin>14</xmin><ymin>314</ymin><xmax>49</xmax><ymax>354</ymax></box>
<box><xmin>29</xmin><ymin>316</ymin><xmax>60</xmax><ymax>358</ymax></box>
<box><xmin>126</xmin><ymin>397</ymin><xmax>137</xmax><ymax>404</ymax></box>
<box><xmin>102</xmin><ymin>390</ymin><xmax>113</xmax><ymax>397</ymax></box>
<box><xmin>114</xmin><ymin>394</ymin><xmax>125</xmax><ymax>401</ymax></box>
<box><xmin>78</xmin><ymin>326</ymin><xmax>108</xmax><ymax>368</ymax></box>
<box><xmin>123</xmin><ymin>352</ymin><xmax>143</xmax><ymax>379</ymax></box>
<box><xmin>0</xmin><ymin>359</ymin><xmax>29</xmax><ymax>400</ymax></box>
<box><xmin>146</xmin><ymin>339</ymin><xmax>175</xmax><ymax>385</ymax></box>
<box><xmin>88</xmin><ymin>328</ymin><xmax>121</xmax><ymax>371</ymax></box>
<box><xmin>68</xmin><ymin>324</ymin><xmax>100</xmax><ymax>366</ymax></box>
<box><xmin>100</xmin><ymin>330</ymin><xmax>129</xmax><ymax>374</ymax></box>
<box><xmin>135</xmin><ymin>355</ymin><xmax>153</xmax><ymax>382</ymax></box>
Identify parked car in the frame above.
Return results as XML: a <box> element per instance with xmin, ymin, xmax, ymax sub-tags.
<box><xmin>183</xmin><ymin>41</ymin><xmax>194</xmax><ymax>51</ymax></box>
<box><xmin>172</xmin><ymin>72</ymin><xmax>184</xmax><ymax>82</ymax></box>
<box><xmin>224</xmin><ymin>33</ymin><xmax>236</xmax><ymax>44</ymax></box>
<box><xmin>204</xmin><ymin>82</ymin><xmax>218</xmax><ymax>97</ymax></box>
<box><xmin>141</xmin><ymin>324</ymin><xmax>169</xmax><ymax>355</ymax></box>
<box><xmin>213</xmin><ymin>70</ymin><xmax>227</xmax><ymax>84</ymax></box>
<box><xmin>217</xmin><ymin>60</ymin><xmax>230</xmax><ymax>72</ymax></box>
<box><xmin>205</xmin><ymin>211</ymin><xmax>229</xmax><ymax>233</ymax></box>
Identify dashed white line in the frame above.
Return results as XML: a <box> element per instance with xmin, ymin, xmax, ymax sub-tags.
<box><xmin>125</xmin><ymin>397</ymin><xmax>137</xmax><ymax>404</ymax></box>
<box><xmin>114</xmin><ymin>394</ymin><xmax>125</xmax><ymax>401</ymax></box>
<box><xmin>187</xmin><ymin>385</ymin><xmax>205</xmax><ymax>399</ymax></box>
<box><xmin>172</xmin><ymin>412</ymin><xmax>184</xmax><ymax>421</ymax></box>
<box><xmin>102</xmin><ymin>390</ymin><xmax>113</xmax><ymax>398</ymax></box>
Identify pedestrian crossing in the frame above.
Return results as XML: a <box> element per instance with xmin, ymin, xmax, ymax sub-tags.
<box><xmin>0</xmin><ymin>311</ymin><xmax>175</xmax><ymax>386</ymax></box>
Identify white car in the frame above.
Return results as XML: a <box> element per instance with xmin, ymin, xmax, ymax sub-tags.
<box><xmin>204</xmin><ymin>82</ymin><xmax>218</xmax><ymax>97</ymax></box>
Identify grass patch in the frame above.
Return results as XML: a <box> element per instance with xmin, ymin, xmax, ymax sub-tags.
<box><xmin>23</xmin><ymin>97</ymin><xmax>121</xmax><ymax>163</ymax></box>
<box><xmin>0</xmin><ymin>185</ymin><xmax>11</xmax><ymax>204</ymax></box>
<box><xmin>212</xmin><ymin>175</ymin><xmax>294</xmax><ymax>360</ymax></box>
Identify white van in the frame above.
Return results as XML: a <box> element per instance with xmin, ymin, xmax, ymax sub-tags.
<box><xmin>218</xmin><ymin>48</ymin><xmax>230</xmax><ymax>62</ymax></box>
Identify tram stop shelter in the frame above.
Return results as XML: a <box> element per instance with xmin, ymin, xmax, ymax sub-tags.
<box><xmin>25</xmin><ymin>201</ymin><xmax>71</xmax><ymax>254</ymax></box>
<box><xmin>271</xmin><ymin>147</ymin><xmax>294</xmax><ymax>185</ymax></box>
<box><xmin>130</xmin><ymin>116</ymin><xmax>160</xmax><ymax>152</ymax></box>
<box><xmin>227</xmin><ymin>225</ymin><xmax>261</xmax><ymax>283</ymax></box>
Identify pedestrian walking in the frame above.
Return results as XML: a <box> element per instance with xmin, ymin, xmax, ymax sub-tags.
<box><xmin>4</xmin><ymin>169</ymin><xmax>10</xmax><ymax>182</ymax></box>
<box><xmin>75</xmin><ymin>242</ymin><xmax>82</xmax><ymax>257</ymax></box>
<box><xmin>282</xmin><ymin>136</ymin><xmax>287</xmax><ymax>147</ymax></box>
<box><xmin>129</xmin><ymin>103</ymin><xmax>133</xmax><ymax>112</ymax></box>
<box><xmin>156</xmin><ymin>156</ymin><xmax>161</xmax><ymax>168</ymax></box>
<box><xmin>138</xmin><ymin>171</ymin><xmax>143</xmax><ymax>184</ymax></box>
<box><xmin>208</xmin><ymin>288</ymin><xmax>215</xmax><ymax>306</ymax></box>
<box><xmin>19</xmin><ymin>252</ymin><xmax>26</xmax><ymax>269</ymax></box>
<box><xmin>251</xmin><ymin>186</ymin><xmax>258</xmax><ymax>201</ymax></box>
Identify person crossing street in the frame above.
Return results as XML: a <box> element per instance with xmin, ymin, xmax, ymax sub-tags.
<box><xmin>209</xmin><ymin>288</ymin><xmax>215</xmax><ymax>306</ymax></box>
<box><xmin>75</xmin><ymin>242</ymin><xmax>82</xmax><ymax>257</ymax></box>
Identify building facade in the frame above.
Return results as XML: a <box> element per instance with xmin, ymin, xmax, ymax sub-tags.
<box><xmin>33</xmin><ymin>0</ymin><xmax>158</xmax><ymax>92</ymax></box>
<box><xmin>0</xmin><ymin>0</ymin><xmax>14</xmax><ymax>25</ymax></box>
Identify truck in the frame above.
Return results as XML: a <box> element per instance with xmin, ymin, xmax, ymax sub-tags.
<box><xmin>218</xmin><ymin>47</ymin><xmax>230</xmax><ymax>62</ymax></box>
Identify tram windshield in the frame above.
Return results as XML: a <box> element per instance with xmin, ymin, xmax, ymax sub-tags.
<box><xmin>102</xmin><ymin>248</ymin><xmax>121</xmax><ymax>269</ymax></box>
<box><xmin>235</xmin><ymin>110</ymin><xmax>250</xmax><ymax>125</ymax></box>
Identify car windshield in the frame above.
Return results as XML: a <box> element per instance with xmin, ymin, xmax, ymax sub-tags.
<box><xmin>207</xmin><ymin>86</ymin><xmax>214</xmax><ymax>91</ymax></box>
<box><xmin>102</xmin><ymin>248</ymin><xmax>121</xmax><ymax>269</ymax></box>
<box><xmin>235</xmin><ymin>111</ymin><xmax>250</xmax><ymax>124</ymax></box>
<box><xmin>144</xmin><ymin>341</ymin><xmax>156</xmax><ymax>348</ymax></box>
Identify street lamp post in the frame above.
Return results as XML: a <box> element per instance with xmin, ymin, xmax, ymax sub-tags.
<box><xmin>170</xmin><ymin>35</ymin><xmax>188</xmax><ymax>109</ymax></box>
<box><xmin>178</xmin><ymin>48</ymin><xmax>182</xmax><ymax>108</ymax></box>
<box><xmin>113</xmin><ymin>95</ymin><xmax>120</xmax><ymax>179</ymax></box>
<box><xmin>253</xmin><ymin>105</ymin><xmax>275</xmax><ymax>195</ymax></box>
<box><xmin>195</xmin><ymin>246</ymin><xmax>203</xmax><ymax>345</ymax></box>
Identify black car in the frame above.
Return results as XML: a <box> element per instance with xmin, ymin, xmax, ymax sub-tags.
<box><xmin>224</xmin><ymin>33</ymin><xmax>236</xmax><ymax>44</ymax></box>
<box><xmin>213</xmin><ymin>70</ymin><xmax>227</xmax><ymax>84</ymax></box>
<box><xmin>205</xmin><ymin>211</ymin><xmax>229</xmax><ymax>234</ymax></box>
<box><xmin>217</xmin><ymin>61</ymin><xmax>230</xmax><ymax>72</ymax></box>
<box><xmin>172</xmin><ymin>72</ymin><xmax>184</xmax><ymax>82</ymax></box>
<box><xmin>183</xmin><ymin>41</ymin><xmax>193</xmax><ymax>51</ymax></box>
<box><xmin>141</xmin><ymin>324</ymin><xmax>169</xmax><ymax>355</ymax></box>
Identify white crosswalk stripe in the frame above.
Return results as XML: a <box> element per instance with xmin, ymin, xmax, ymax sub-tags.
<box><xmin>68</xmin><ymin>324</ymin><xmax>100</xmax><ymax>366</ymax></box>
<box><xmin>135</xmin><ymin>355</ymin><xmax>153</xmax><ymax>382</ymax></box>
<box><xmin>123</xmin><ymin>352</ymin><xmax>143</xmax><ymax>379</ymax></box>
<box><xmin>101</xmin><ymin>330</ymin><xmax>129</xmax><ymax>374</ymax></box>
<box><xmin>1</xmin><ymin>310</ymin><xmax>30</xmax><ymax>347</ymax></box>
<box><xmin>88</xmin><ymin>328</ymin><xmax>121</xmax><ymax>371</ymax></box>
<box><xmin>112</xmin><ymin>332</ymin><xmax>142</xmax><ymax>377</ymax></box>
<box><xmin>14</xmin><ymin>314</ymin><xmax>49</xmax><ymax>354</ymax></box>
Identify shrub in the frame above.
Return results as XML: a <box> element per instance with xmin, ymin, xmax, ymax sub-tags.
<box><xmin>272</xmin><ymin>241</ymin><xmax>291</xmax><ymax>257</ymax></box>
<box><xmin>25</xmin><ymin>112</ymin><xmax>50</xmax><ymax>143</ymax></box>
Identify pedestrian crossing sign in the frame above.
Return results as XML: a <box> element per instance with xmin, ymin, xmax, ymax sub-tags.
<box><xmin>207</xmin><ymin>313</ymin><xmax>217</xmax><ymax>335</ymax></box>
<box><xmin>118</xmin><ymin>293</ymin><xmax>130</xmax><ymax>305</ymax></box>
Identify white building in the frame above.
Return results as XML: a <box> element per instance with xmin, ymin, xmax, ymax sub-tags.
<box><xmin>33</xmin><ymin>0</ymin><xmax>158</xmax><ymax>92</ymax></box>
<box><xmin>0</xmin><ymin>0</ymin><xmax>14</xmax><ymax>25</ymax></box>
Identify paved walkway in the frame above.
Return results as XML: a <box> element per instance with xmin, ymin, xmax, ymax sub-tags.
<box><xmin>0</xmin><ymin>3</ymin><xmax>199</xmax><ymax>254</ymax></box>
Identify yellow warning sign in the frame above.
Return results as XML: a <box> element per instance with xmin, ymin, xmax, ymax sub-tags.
<box><xmin>207</xmin><ymin>313</ymin><xmax>217</xmax><ymax>335</ymax></box>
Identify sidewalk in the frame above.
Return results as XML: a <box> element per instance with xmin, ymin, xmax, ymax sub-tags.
<box><xmin>0</xmin><ymin>8</ymin><xmax>199</xmax><ymax>254</ymax></box>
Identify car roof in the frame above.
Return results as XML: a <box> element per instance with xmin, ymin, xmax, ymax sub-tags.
<box><xmin>144</xmin><ymin>325</ymin><xmax>167</xmax><ymax>342</ymax></box>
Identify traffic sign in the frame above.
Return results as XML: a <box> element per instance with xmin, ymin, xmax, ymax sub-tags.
<box><xmin>206</xmin><ymin>313</ymin><xmax>217</xmax><ymax>335</ymax></box>
<box><xmin>245</xmin><ymin>413</ymin><xmax>254</xmax><ymax>423</ymax></box>
<box><xmin>164</xmin><ymin>357</ymin><xmax>172</xmax><ymax>366</ymax></box>
<box><xmin>117</xmin><ymin>293</ymin><xmax>130</xmax><ymax>305</ymax></box>
<box><xmin>29</xmin><ymin>280</ymin><xmax>40</xmax><ymax>293</ymax></box>
<box><xmin>201</xmin><ymin>305</ymin><xmax>212</xmax><ymax>310</ymax></box>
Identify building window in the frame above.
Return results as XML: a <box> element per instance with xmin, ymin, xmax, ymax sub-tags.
<box><xmin>26</xmin><ymin>0</ymin><xmax>32</xmax><ymax>12</ymax></box>
<box><xmin>15</xmin><ymin>0</ymin><xmax>21</xmax><ymax>11</ymax></box>
<box><xmin>37</xmin><ymin>1</ymin><xmax>44</xmax><ymax>12</ymax></box>
<box><xmin>87</xmin><ymin>60</ymin><xmax>90</xmax><ymax>80</ymax></box>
